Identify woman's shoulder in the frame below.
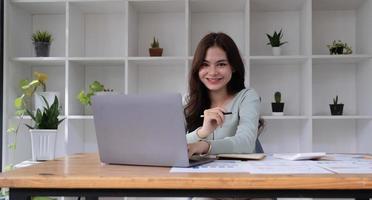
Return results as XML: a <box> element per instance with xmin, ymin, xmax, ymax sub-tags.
<box><xmin>236</xmin><ymin>88</ymin><xmax>260</xmax><ymax>101</ymax></box>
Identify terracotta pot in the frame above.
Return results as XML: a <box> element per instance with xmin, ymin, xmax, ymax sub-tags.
<box><xmin>149</xmin><ymin>48</ymin><xmax>163</xmax><ymax>56</ymax></box>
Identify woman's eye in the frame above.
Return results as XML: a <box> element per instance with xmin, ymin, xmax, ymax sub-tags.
<box><xmin>201</xmin><ymin>63</ymin><xmax>209</xmax><ymax>67</ymax></box>
<box><xmin>217</xmin><ymin>63</ymin><xmax>227</xmax><ymax>67</ymax></box>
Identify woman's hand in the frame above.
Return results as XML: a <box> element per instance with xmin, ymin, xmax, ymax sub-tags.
<box><xmin>197</xmin><ymin>107</ymin><xmax>226</xmax><ymax>138</ymax></box>
<box><xmin>187</xmin><ymin>141</ymin><xmax>210</xmax><ymax>158</ymax></box>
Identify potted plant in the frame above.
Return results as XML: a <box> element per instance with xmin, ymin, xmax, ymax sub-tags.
<box><xmin>26</xmin><ymin>95</ymin><xmax>64</xmax><ymax>161</ymax></box>
<box><xmin>149</xmin><ymin>37</ymin><xmax>163</xmax><ymax>57</ymax></box>
<box><xmin>32</xmin><ymin>30</ymin><xmax>53</xmax><ymax>57</ymax></box>
<box><xmin>326</xmin><ymin>40</ymin><xmax>352</xmax><ymax>55</ymax></box>
<box><xmin>271</xmin><ymin>91</ymin><xmax>285</xmax><ymax>116</ymax></box>
<box><xmin>15</xmin><ymin>71</ymin><xmax>60</xmax><ymax>112</ymax></box>
<box><xmin>330</xmin><ymin>95</ymin><xmax>344</xmax><ymax>115</ymax></box>
<box><xmin>77</xmin><ymin>81</ymin><xmax>114</xmax><ymax>106</ymax></box>
<box><xmin>266</xmin><ymin>29</ymin><xmax>287</xmax><ymax>56</ymax></box>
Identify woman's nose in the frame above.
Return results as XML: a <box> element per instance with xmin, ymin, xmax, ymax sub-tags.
<box><xmin>208</xmin><ymin>66</ymin><xmax>218</xmax><ymax>74</ymax></box>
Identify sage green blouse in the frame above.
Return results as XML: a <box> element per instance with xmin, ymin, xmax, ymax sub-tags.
<box><xmin>186</xmin><ymin>88</ymin><xmax>260</xmax><ymax>155</ymax></box>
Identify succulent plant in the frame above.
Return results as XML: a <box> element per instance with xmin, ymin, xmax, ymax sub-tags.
<box><xmin>151</xmin><ymin>37</ymin><xmax>160</xmax><ymax>48</ymax></box>
<box><xmin>274</xmin><ymin>91</ymin><xmax>281</xmax><ymax>103</ymax></box>
<box><xmin>266</xmin><ymin>29</ymin><xmax>287</xmax><ymax>47</ymax></box>
<box><xmin>333</xmin><ymin>95</ymin><xmax>342</xmax><ymax>105</ymax></box>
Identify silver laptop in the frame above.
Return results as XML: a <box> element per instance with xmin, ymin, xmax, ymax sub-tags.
<box><xmin>92</xmin><ymin>93</ymin><xmax>214</xmax><ymax>167</ymax></box>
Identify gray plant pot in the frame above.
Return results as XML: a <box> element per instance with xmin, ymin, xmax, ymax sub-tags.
<box><xmin>34</xmin><ymin>41</ymin><xmax>50</xmax><ymax>57</ymax></box>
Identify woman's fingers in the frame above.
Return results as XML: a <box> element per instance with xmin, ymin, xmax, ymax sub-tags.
<box><xmin>204</xmin><ymin>109</ymin><xmax>225</xmax><ymax>126</ymax></box>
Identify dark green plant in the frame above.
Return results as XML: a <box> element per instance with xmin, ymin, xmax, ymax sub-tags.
<box><xmin>266</xmin><ymin>29</ymin><xmax>287</xmax><ymax>47</ymax></box>
<box><xmin>32</xmin><ymin>31</ymin><xmax>53</xmax><ymax>43</ymax></box>
<box><xmin>25</xmin><ymin>96</ymin><xmax>64</xmax><ymax>129</ymax></box>
<box><xmin>151</xmin><ymin>37</ymin><xmax>160</xmax><ymax>48</ymax></box>
<box><xmin>333</xmin><ymin>95</ymin><xmax>341</xmax><ymax>105</ymax></box>
<box><xmin>274</xmin><ymin>91</ymin><xmax>281</xmax><ymax>103</ymax></box>
<box><xmin>327</xmin><ymin>40</ymin><xmax>352</xmax><ymax>55</ymax></box>
<box><xmin>77</xmin><ymin>81</ymin><xmax>112</xmax><ymax>106</ymax></box>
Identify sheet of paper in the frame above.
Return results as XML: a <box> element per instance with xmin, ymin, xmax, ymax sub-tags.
<box><xmin>170</xmin><ymin>160</ymin><xmax>250</xmax><ymax>173</ymax></box>
<box><xmin>244</xmin><ymin>160</ymin><xmax>332</xmax><ymax>174</ymax></box>
<box><xmin>315</xmin><ymin>160</ymin><xmax>372</xmax><ymax>174</ymax></box>
<box><xmin>170</xmin><ymin>154</ymin><xmax>372</xmax><ymax>174</ymax></box>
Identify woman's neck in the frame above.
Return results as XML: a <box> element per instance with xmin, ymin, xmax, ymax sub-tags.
<box><xmin>209</xmin><ymin>89</ymin><xmax>232</xmax><ymax>108</ymax></box>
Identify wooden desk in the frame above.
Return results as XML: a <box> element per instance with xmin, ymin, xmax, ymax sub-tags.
<box><xmin>0</xmin><ymin>153</ymin><xmax>372</xmax><ymax>199</ymax></box>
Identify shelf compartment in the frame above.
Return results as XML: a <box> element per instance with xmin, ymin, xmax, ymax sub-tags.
<box><xmin>250</xmin><ymin>60</ymin><xmax>311</xmax><ymax>116</ymax></box>
<box><xmin>250</xmin><ymin>0</ymin><xmax>310</xmax><ymax>56</ymax></box>
<box><xmin>128</xmin><ymin>1</ymin><xmax>186</xmax><ymax>57</ymax></box>
<box><xmin>250</xmin><ymin>56</ymin><xmax>308</xmax><ymax>65</ymax></box>
<box><xmin>312</xmin><ymin>0</ymin><xmax>372</xmax><ymax>55</ymax></box>
<box><xmin>259</xmin><ymin>119</ymin><xmax>311</xmax><ymax>153</ymax></box>
<box><xmin>190</xmin><ymin>0</ymin><xmax>246</xmax><ymax>56</ymax></box>
<box><xmin>313</xmin><ymin>120</ymin><xmax>357</xmax><ymax>153</ymax></box>
<box><xmin>67</xmin><ymin>119</ymin><xmax>97</xmax><ymax>155</ymax></box>
<box><xmin>68</xmin><ymin>1</ymin><xmax>126</xmax><ymax>57</ymax></box>
<box><xmin>8</xmin><ymin>1</ymin><xmax>66</xmax><ymax>57</ymax></box>
<box><xmin>6</xmin><ymin>60</ymin><xmax>66</xmax><ymax>116</ymax></box>
<box><xmin>312</xmin><ymin>61</ymin><xmax>372</xmax><ymax>116</ymax></box>
<box><xmin>127</xmin><ymin>60</ymin><xmax>187</xmax><ymax>95</ymax></box>
<box><xmin>68</xmin><ymin>61</ymin><xmax>125</xmax><ymax>116</ymax></box>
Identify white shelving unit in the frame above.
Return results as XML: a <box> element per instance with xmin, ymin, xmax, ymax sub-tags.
<box><xmin>3</xmin><ymin>0</ymin><xmax>372</xmax><ymax>166</ymax></box>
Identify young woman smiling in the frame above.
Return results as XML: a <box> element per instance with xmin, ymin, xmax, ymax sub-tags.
<box><xmin>185</xmin><ymin>32</ymin><xmax>261</xmax><ymax>158</ymax></box>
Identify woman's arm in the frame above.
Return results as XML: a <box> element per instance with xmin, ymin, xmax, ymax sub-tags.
<box><xmin>209</xmin><ymin>89</ymin><xmax>260</xmax><ymax>154</ymax></box>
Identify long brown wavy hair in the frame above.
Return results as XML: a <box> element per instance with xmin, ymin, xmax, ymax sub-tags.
<box><xmin>184</xmin><ymin>32</ymin><xmax>246</xmax><ymax>132</ymax></box>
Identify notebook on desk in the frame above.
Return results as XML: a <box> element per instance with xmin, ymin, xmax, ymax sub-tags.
<box><xmin>92</xmin><ymin>93</ymin><xmax>214</xmax><ymax>167</ymax></box>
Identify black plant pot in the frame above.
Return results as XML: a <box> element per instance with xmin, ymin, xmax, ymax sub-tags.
<box><xmin>272</xmin><ymin>103</ymin><xmax>284</xmax><ymax>115</ymax></box>
<box><xmin>330</xmin><ymin>104</ymin><xmax>344</xmax><ymax>115</ymax></box>
<box><xmin>336</xmin><ymin>46</ymin><xmax>344</xmax><ymax>54</ymax></box>
<box><xmin>34</xmin><ymin>42</ymin><xmax>50</xmax><ymax>57</ymax></box>
<box><xmin>329</xmin><ymin>48</ymin><xmax>337</xmax><ymax>55</ymax></box>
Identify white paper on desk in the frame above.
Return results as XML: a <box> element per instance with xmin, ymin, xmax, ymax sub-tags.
<box><xmin>170</xmin><ymin>160</ymin><xmax>250</xmax><ymax>173</ymax></box>
<box><xmin>315</xmin><ymin>160</ymin><xmax>372</xmax><ymax>174</ymax></box>
<box><xmin>244</xmin><ymin>160</ymin><xmax>333</xmax><ymax>174</ymax></box>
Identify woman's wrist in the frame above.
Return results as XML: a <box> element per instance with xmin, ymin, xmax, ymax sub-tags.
<box><xmin>200</xmin><ymin>140</ymin><xmax>212</xmax><ymax>156</ymax></box>
<box><xmin>196</xmin><ymin>127</ymin><xmax>209</xmax><ymax>139</ymax></box>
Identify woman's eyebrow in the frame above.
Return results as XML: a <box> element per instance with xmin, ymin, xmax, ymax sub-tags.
<box><xmin>216</xmin><ymin>59</ymin><xmax>228</xmax><ymax>63</ymax></box>
<box><xmin>203</xmin><ymin>59</ymin><xmax>228</xmax><ymax>63</ymax></box>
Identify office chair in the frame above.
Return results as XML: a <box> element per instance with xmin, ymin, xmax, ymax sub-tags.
<box><xmin>255</xmin><ymin>118</ymin><xmax>265</xmax><ymax>153</ymax></box>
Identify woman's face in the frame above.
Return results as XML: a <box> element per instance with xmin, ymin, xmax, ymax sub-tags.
<box><xmin>198</xmin><ymin>46</ymin><xmax>233</xmax><ymax>93</ymax></box>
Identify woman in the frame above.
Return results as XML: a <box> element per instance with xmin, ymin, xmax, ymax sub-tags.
<box><xmin>185</xmin><ymin>32</ymin><xmax>260</xmax><ymax>158</ymax></box>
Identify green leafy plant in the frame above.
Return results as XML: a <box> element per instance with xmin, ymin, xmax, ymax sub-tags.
<box><xmin>150</xmin><ymin>37</ymin><xmax>160</xmax><ymax>48</ymax></box>
<box><xmin>274</xmin><ymin>91</ymin><xmax>281</xmax><ymax>103</ymax></box>
<box><xmin>326</xmin><ymin>40</ymin><xmax>352</xmax><ymax>55</ymax></box>
<box><xmin>266</xmin><ymin>29</ymin><xmax>287</xmax><ymax>47</ymax></box>
<box><xmin>14</xmin><ymin>72</ymin><xmax>48</xmax><ymax>114</ymax></box>
<box><xmin>32</xmin><ymin>30</ymin><xmax>53</xmax><ymax>43</ymax></box>
<box><xmin>77</xmin><ymin>81</ymin><xmax>112</xmax><ymax>106</ymax></box>
<box><xmin>25</xmin><ymin>96</ymin><xmax>64</xmax><ymax>129</ymax></box>
<box><xmin>6</xmin><ymin>72</ymin><xmax>49</xmax><ymax>170</ymax></box>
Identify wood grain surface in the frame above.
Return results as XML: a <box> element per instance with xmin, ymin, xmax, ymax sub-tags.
<box><xmin>0</xmin><ymin>153</ymin><xmax>371</xmax><ymax>189</ymax></box>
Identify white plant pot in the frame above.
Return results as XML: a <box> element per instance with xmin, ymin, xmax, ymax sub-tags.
<box><xmin>272</xmin><ymin>112</ymin><xmax>284</xmax><ymax>116</ymax></box>
<box><xmin>34</xmin><ymin>91</ymin><xmax>60</xmax><ymax>112</ymax></box>
<box><xmin>30</xmin><ymin>129</ymin><xmax>57</xmax><ymax>161</ymax></box>
<box><xmin>272</xmin><ymin>47</ymin><xmax>281</xmax><ymax>56</ymax></box>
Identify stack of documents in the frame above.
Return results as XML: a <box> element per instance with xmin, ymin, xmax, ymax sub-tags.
<box><xmin>273</xmin><ymin>152</ymin><xmax>326</xmax><ymax>161</ymax></box>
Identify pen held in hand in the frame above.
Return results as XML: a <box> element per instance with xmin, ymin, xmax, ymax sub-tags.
<box><xmin>200</xmin><ymin>112</ymin><xmax>233</xmax><ymax>118</ymax></box>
